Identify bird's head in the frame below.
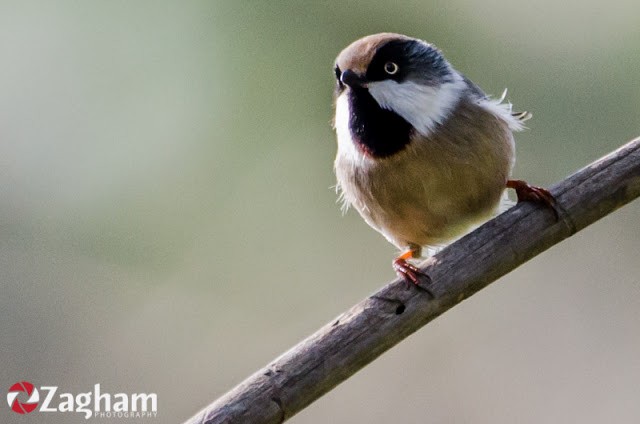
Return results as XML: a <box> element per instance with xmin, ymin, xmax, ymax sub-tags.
<box><xmin>334</xmin><ymin>33</ymin><xmax>465</xmax><ymax>137</ymax></box>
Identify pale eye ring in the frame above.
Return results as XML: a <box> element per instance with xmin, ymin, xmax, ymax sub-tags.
<box><xmin>384</xmin><ymin>62</ymin><xmax>399</xmax><ymax>75</ymax></box>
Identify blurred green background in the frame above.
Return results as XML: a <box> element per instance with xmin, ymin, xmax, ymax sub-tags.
<box><xmin>1</xmin><ymin>1</ymin><xmax>639</xmax><ymax>423</ymax></box>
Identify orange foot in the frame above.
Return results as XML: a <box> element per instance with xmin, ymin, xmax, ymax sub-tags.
<box><xmin>507</xmin><ymin>179</ymin><xmax>558</xmax><ymax>219</ymax></box>
<box><xmin>393</xmin><ymin>249</ymin><xmax>433</xmax><ymax>293</ymax></box>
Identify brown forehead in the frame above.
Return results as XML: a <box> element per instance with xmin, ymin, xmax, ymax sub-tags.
<box><xmin>335</xmin><ymin>33</ymin><xmax>411</xmax><ymax>74</ymax></box>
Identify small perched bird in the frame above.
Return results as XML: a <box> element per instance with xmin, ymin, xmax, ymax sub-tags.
<box><xmin>332</xmin><ymin>33</ymin><xmax>554</xmax><ymax>285</ymax></box>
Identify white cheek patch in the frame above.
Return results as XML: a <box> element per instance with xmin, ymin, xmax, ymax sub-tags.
<box><xmin>333</xmin><ymin>92</ymin><xmax>370</xmax><ymax>214</ymax></box>
<box><xmin>334</xmin><ymin>93</ymin><xmax>368</xmax><ymax>165</ymax></box>
<box><xmin>368</xmin><ymin>76</ymin><xmax>466</xmax><ymax>137</ymax></box>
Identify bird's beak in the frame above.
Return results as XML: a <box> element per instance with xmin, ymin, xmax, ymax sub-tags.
<box><xmin>340</xmin><ymin>70</ymin><xmax>368</xmax><ymax>88</ymax></box>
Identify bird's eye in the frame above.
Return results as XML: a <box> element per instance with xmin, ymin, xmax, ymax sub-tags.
<box><xmin>384</xmin><ymin>62</ymin><xmax>399</xmax><ymax>75</ymax></box>
<box><xmin>334</xmin><ymin>65</ymin><xmax>345</xmax><ymax>92</ymax></box>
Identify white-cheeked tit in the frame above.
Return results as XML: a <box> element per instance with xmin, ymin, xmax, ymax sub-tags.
<box><xmin>332</xmin><ymin>33</ymin><xmax>556</xmax><ymax>286</ymax></box>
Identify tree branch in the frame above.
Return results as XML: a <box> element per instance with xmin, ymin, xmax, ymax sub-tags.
<box><xmin>184</xmin><ymin>137</ymin><xmax>640</xmax><ymax>424</ymax></box>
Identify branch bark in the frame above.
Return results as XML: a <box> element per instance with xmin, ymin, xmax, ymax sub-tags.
<box><xmin>184</xmin><ymin>137</ymin><xmax>640</xmax><ymax>424</ymax></box>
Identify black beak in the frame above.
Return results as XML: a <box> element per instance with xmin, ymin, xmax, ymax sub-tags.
<box><xmin>340</xmin><ymin>70</ymin><xmax>368</xmax><ymax>88</ymax></box>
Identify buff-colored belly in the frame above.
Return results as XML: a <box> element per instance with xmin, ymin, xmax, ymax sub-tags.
<box><xmin>335</xmin><ymin>126</ymin><xmax>514</xmax><ymax>250</ymax></box>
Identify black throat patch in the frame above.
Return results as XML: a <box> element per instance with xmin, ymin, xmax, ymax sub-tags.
<box><xmin>347</xmin><ymin>87</ymin><xmax>413</xmax><ymax>158</ymax></box>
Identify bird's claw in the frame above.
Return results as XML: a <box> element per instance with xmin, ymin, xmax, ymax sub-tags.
<box><xmin>393</xmin><ymin>258</ymin><xmax>433</xmax><ymax>295</ymax></box>
<box><xmin>507</xmin><ymin>179</ymin><xmax>558</xmax><ymax>220</ymax></box>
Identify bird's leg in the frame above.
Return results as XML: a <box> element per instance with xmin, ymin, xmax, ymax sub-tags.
<box><xmin>507</xmin><ymin>179</ymin><xmax>558</xmax><ymax>219</ymax></box>
<box><xmin>393</xmin><ymin>247</ymin><xmax>432</xmax><ymax>291</ymax></box>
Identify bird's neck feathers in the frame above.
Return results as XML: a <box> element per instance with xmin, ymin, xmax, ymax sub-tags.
<box><xmin>336</xmin><ymin>74</ymin><xmax>525</xmax><ymax>161</ymax></box>
<box><xmin>341</xmin><ymin>86</ymin><xmax>414</xmax><ymax>158</ymax></box>
<box><xmin>336</xmin><ymin>74</ymin><xmax>467</xmax><ymax>159</ymax></box>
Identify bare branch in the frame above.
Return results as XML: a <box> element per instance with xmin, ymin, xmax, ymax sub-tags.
<box><xmin>184</xmin><ymin>137</ymin><xmax>640</xmax><ymax>424</ymax></box>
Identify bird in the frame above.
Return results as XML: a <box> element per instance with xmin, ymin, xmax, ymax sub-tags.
<box><xmin>332</xmin><ymin>33</ymin><xmax>555</xmax><ymax>286</ymax></box>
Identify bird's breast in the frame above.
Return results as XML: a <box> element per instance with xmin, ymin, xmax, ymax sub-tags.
<box><xmin>339</xmin><ymin>88</ymin><xmax>413</xmax><ymax>158</ymax></box>
<box><xmin>334</xmin><ymin>95</ymin><xmax>515</xmax><ymax>248</ymax></box>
